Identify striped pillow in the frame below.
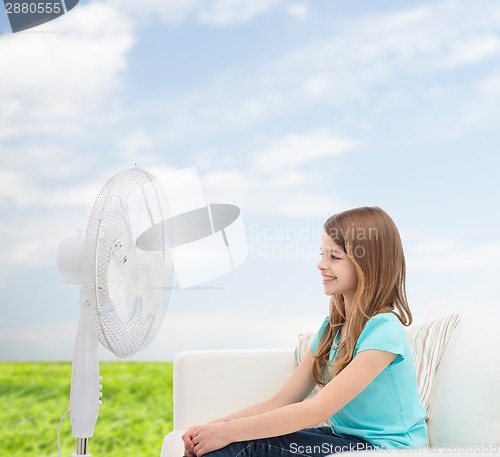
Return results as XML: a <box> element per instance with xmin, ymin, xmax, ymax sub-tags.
<box><xmin>406</xmin><ymin>313</ymin><xmax>460</xmax><ymax>419</ymax></box>
<box><xmin>295</xmin><ymin>313</ymin><xmax>461</xmax><ymax>421</ymax></box>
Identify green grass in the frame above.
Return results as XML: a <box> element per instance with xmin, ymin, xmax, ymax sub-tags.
<box><xmin>0</xmin><ymin>362</ymin><xmax>173</xmax><ymax>457</ymax></box>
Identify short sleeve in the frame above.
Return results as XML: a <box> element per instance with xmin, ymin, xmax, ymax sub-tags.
<box><xmin>310</xmin><ymin>316</ymin><xmax>330</xmax><ymax>355</ymax></box>
<box><xmin>355</xmin><ymin>313</ymin><xmax>406</xmax><ymax>365</ymax></box>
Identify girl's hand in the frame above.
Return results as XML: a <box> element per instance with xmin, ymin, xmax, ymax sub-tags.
<box><xmin>182</xmin><ymin>426</ymin><xmax>200</xmax><ymax>457</ymax></box>
<box><xmin>191</xmin><ymin>422</ymin><xmax>232</xmax><ymax>456</ymax></box>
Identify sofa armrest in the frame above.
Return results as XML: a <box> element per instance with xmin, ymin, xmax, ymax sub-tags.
<box><xmin>172</xmin><ymin>349</ymin><xmax>296</xmax><ymax>430</ymax></box>
<box><xmin>161</xmin><ymin>349</ymin><xmax>296</xmax><ymax>457</ymax></box>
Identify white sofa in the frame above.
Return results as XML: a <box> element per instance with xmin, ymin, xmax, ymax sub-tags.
<box><xmin>161</xmin><ymin>300</ymin><xmax>500</xmax><ymax>456</ymax></box>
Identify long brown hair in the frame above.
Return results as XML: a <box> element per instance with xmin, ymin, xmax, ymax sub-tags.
<box><xmin>312</xmin><ymin>206</ymin><xmax>412</xmax><ymax>386</ymax></box>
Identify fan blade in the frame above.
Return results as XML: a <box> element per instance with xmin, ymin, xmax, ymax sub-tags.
<box><xmin>106</xmin><ymin>246</ymin><xmax>167</xmax><ymax>324</ymax></box>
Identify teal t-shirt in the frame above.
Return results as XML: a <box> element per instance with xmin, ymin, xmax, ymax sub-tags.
<box><xmin>310</xmin><ymin>312</ymin><xmax>428</xmax><ymax>450</ymax></box>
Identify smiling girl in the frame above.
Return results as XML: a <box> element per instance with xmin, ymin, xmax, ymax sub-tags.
<box><xmin>182</xmin><ymin>206</ymin><xmax>428</xmax><ymax>457</ymax></box>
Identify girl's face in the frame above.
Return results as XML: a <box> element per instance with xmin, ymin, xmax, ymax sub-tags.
<box><xmin>317</xmin><ymin>230</ymin><xmax>358</xmax><ymax>299</ymax></box>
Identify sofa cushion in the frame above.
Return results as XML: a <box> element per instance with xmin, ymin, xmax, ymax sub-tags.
<box><xmin>422</xmin><ymin>300</ymin><xmax>500</xmax><ymax>446</ymax></box>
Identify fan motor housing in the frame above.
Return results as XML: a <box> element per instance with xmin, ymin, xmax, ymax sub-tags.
<box><xmin>57</xmin><ymin>235</ymin><xmax>85</xmax><ymax>285</ymax></box>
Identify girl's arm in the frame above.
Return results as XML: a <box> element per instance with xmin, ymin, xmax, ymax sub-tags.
<box><xmin>191</xmin><ymin>349</ymin><xmax>397</xmax><ymax>456</ymax></box>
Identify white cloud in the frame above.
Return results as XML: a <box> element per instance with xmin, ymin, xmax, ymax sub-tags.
<box><xmin>304</xmin><ymin>75</ymin><xmax>330</xmax><ymax>97</ymax></box>
<box><xmin>136</xmin><ymin>1</ymin><xmax>500</xmax><ymax>146</ymax></box>
<box><xmin>0</xmin><ymin>161</ymin><xmax>182</xmax><ymax>285</ymax></box>
<box><xmin>412</xmin><ymin>239</ymin><xmax>458</xmax><ymax>255</ymax></box>
<box><xmin>0</xmin><ymin>1</ymin><xmax>134</xmax><ymax>139</ymax></box>
<box><xmin>111</xmin><ymin>0</ymin><xmax>199</xmax><ymax>23</ymax></box>
<box><xmin>253</xmin><ymin>132</ymin><xmax>357</xmax><ymax>172</ymax></box>
<box><xmin>279</xmin><ymin>193</ymin><xmax>345</xmax><ymax>217</ymax></box>
<box><xmin>111</xmin><ymin>0</ymin><xmax>285</xmax><ymax>25</ymax></box>
<box><xmin>201</xmin><ymin>167</ymin><xmax>311</xmax><ymax>215</ymax></box>
<box><xmin>287</xmin><ymin>3</ymin><xmax>310</xmax><ymax>22</ymax></box>
<box><xmin>0</xmin><ymin>210</ymin><xmax>88</xmax><ymax>274</ymax></box>
<box><xmin>0</xmin><ymin>174</ymin><xmax>102</xmax><ymax>211</ymax></box>
<box><xmin>0</xmin><ymin>163</ymin><xmax>180</xmax><ymax>275</ymax></box>
<box><xmin>477</xmin><ymin>71</ymin><xmax>500</xmax><ymax>95</ymax></box>
<box><xmin>199</xmin><ymin>130</ymin><xmax>354</xmax><ymax>217</ymax></box>
<box><xmin>4</xmin><ymin>0</ymin><xmax>499</xmax><ymax>270</ymax></box>
<box><xmin>0</xmin><ymin>321</ymin><xmax>78</xmax><ymax>360</ymax></box>
<box><xmin>408</xmin><ymin>240</ymin><xmax>500</xmax><ymax>272</ymax></box>
<box><xmin>117</xmin><ymin>129</ymin><xmax>155</xmax><ymax>164</ymax></box>
<box><xmin>442</xmin><ymin>34</ymin><xmax>500</xmax><ymax>68</ymax></box>
<box><xmin>198</xmin><ymin>0</ymin><xmax>283</xmax><ymax>25</ymax></box>
<box><xmin>3</xmin><ymin>0</ymin><xmax>494</xmax><ymax>149</ymax></box>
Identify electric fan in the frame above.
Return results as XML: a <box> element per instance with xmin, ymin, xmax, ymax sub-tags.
<box><xmin>57</xmin><ymin>167</ymin><xmax>174</xmax><ymax>456</ymax></box>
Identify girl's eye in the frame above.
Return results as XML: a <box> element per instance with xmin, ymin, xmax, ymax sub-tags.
<box><xmin>320</xmin><ymin>251</ymin><xmax>340</xmax><ymax>260</ymax></box>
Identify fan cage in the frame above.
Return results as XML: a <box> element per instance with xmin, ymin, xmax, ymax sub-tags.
<box><xmin>83</xmin><ymin>168</ymin><xmax>174</xmax><ymax>358</ymax></box>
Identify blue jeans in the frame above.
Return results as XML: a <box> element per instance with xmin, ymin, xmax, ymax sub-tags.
<box><xmin>192</xmin><ymin>426</ymin><xmax>374</xmax><ymax>457</ymax></box>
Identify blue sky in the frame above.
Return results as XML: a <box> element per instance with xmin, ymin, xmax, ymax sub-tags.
<box><xmin>1</xmin><ymin>0</ymin><xmax>500</xmax><ymax>361</ymax></box>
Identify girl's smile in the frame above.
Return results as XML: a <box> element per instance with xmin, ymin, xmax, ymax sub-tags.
<box><xmin>321</xmin><ymin>275</ymin><xmax>337</xmax><ymax>283</ymax></box>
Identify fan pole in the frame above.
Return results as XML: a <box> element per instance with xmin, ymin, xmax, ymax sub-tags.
<box><xmin>76</xmin><ymin>438</ymin><xmax>89</xmax><ymax>456</ymax></box>
<box><xmin>70</xmin><ymin>287</ymin><xmax>101</xmax><ymax>457</ymax></box>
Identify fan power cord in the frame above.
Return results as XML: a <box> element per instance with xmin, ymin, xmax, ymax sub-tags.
<box><xmin>58</xmin><ymin>407</ymin><xmax>70</xmax><ymax>457</ymax></box>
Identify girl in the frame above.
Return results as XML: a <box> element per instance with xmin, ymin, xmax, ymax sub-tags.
<box><xmin>182</xmin><ymin>206</ymin><xmax>428</xmax><ymax>457</ymax></box>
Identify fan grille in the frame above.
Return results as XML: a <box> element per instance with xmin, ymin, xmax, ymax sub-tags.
<box><xmin>84</xmin><ymin>168</ymin><xmax>173</xmax><ymax>358</ymax></box>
